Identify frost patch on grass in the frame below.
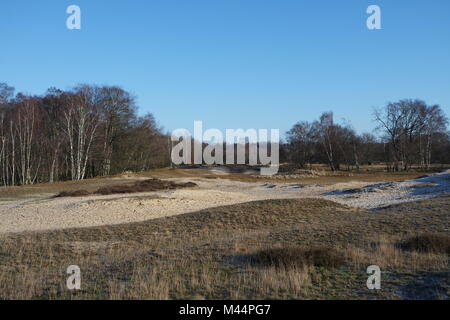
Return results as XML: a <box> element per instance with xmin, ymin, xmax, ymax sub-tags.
<box><xmin>323</xmin><ymin>170</ymin><xmax>450</xmax><ymax>209</ymax></box>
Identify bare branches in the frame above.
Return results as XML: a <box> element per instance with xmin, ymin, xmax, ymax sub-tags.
<box><xmin>373</xmin><ymin>100</ymin><xmax>448</xmax><ymax>170</ymax></box>
<box><xmin>0</xmin><ymin>83</ymin><xmax>168</xmax><ymax>185</ymax></box>
<box><xmin>285</xmin><ymin>100</ymin><xmax>449</xmax><ymax>172</ymax></box>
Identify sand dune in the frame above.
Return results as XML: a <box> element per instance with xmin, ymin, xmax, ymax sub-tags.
<box><xmin>1</xmin><ymin>170</ymin><xmax>449</xmax><ymax>233</ymax></box>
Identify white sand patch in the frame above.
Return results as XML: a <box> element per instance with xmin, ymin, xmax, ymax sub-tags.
<box><xmin>1</xmin><ymin>170</ymin><xmax>449</xmax><ymax>233</ymax></box>
<box><xmin>322</xmin><ymin>170</ymin><xmax>450</xmax><ymax>209</ymax></box>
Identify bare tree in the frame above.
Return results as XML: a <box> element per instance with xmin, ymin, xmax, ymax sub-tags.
<box><xmin>316</xmin><ymin>112</ymin><xmax>337</xmax><ymax>171</ymax></box>
<box><xmin>375</xmin><ymin>99</ymin><xmax>448</xmax><ymax>171</ymax></box>
<box><xmin>63</xmin><ymin>86</ymin><xmax>100</xmax><ymax>180</ymax></box>
<box><xmin>374</xmin><ymin>102</ymin><xmax>405</xmax><ymax>171</ymax></box>
<box><xmin>41</xmin><ymin>88</ymin><xmax>67</xmax><ymax>182</ymax></box>
<box><xmin>97</xmin><ymin>86</ymin><xmax>136</xmax><ymax>176</ymax></box>
<box><xmin>12</xmin><ymin>95</ymin><xmax>42</xmax><ymax>185</ymax></box>
<box><xmin>0</xmin><ymin>83</ymin><xmax>14</xmax><ymax>105</ymax></box>
<box><xmin>0</xmin><ymin>83</ymin><xmax>14</xmax><ymax>185</ymax></box>
<box><xmin>286</xmin><ymin>121</ymin><xmax>316</xmax><ymax>168</ymax></box>
<box><xmin>421</xmin><ymin>105</ymin><xmax>448</xmax><ymax>169</ymax></box>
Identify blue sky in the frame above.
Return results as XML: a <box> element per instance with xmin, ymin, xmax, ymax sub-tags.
<box><xmin>1</xmin><ymin>0</ymin><xmax>449</xmax><ymax>137</ymax></box>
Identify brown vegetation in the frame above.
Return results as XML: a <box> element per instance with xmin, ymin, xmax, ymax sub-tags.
<box><xmin>55</xmin><ymin>179</ymin><xmax>197</xmax><ymax>197</ymax></box>
<box><xmin>55</xmin><ymin>190</ymin><xmax>91</xmax><ymax>197</ymax></box>
<box><xmin>249</xmin><ymin>247</ymin><xmax>345</xmax><ymax>269</ymax></box>
<box><xmin>399</xmin><ymin>233</ymin><xmax>450</xmax><ymax>254</ymax></box>
<box><xmin>0</xmin><ymin>196</ymin><xmax>448</xmax><ymax>299</ymax></box>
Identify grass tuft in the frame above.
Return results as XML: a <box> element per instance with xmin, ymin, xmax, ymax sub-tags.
<box><xmin>250</xmin><ymin>246</ymin><xmax>344</xmax><ymax>269</ymax></box>
<box><xmin>399</xmin><ymin>233</ymin><xmax>450</xmax><ymax>254</ymax></box>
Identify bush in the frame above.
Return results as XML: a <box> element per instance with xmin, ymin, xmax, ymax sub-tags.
<box><xmin>250</xmin><ymin>246</ymin><xmax>344</xmax><ymax>269</ymax></box>
<box><xmin>399</xmin><ymin>233</ymin><xmax>450</xmax><ymax>254</ymax></box>
<box><xmin>56</xmin><ymin>179</ymin><xmax>197</xmax><ymax>197</ymax></box>
<box><xmin>95</xmin><ymin>179</ymin><xmax>197</xmax><ymax>195</ymax></box>
<box><xmin>55</xmin><ymin>190</ymin><xmax>91</xmax><ymax>197</ymax></box>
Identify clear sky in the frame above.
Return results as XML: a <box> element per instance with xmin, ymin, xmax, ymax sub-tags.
<box><xmin>1</xmin><ymin>0</ymin><xmax>449</xmax><ymax>137</ymax></box>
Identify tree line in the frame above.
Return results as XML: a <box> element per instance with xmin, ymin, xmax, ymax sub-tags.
<box><xmin>1</xmin><ymin>81</ymin><xmax>449</xmax><ymax>186</ymax></box>
<box><xmin>0</xmin><ymin>82</ymin><xmax>170</xmax><ymax>186</ymax></box>
<box><xmin>284</xmin><ymin>99</ymin><xmax>449</xmax><ymax>171</ymax></box>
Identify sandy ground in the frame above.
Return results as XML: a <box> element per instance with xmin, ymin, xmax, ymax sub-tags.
<box><xmin>1</xmin><ymin>170</ymin><xmax>449</xmax><ymax>234</ymax></box>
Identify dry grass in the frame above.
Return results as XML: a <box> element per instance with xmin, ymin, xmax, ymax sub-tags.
<box><xmin>344</xmin><ymin>235</ymin><xmax>448</xmax><ymax>271</ymax></box>
<box><xmin>0</xmin><ymin>196</ymin><xmax>448</xmax><ymax>299</ymax></box>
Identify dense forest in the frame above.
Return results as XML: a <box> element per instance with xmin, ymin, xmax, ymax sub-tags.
<box><xmin>1</xmin><ymin>81</ymin><xmax>449</xmax><ymax>186</ymax></box>
<box><xmin>0</xmin><ymin>83</ymin><xmax>170</xmax><ymax>186</ymax></box>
